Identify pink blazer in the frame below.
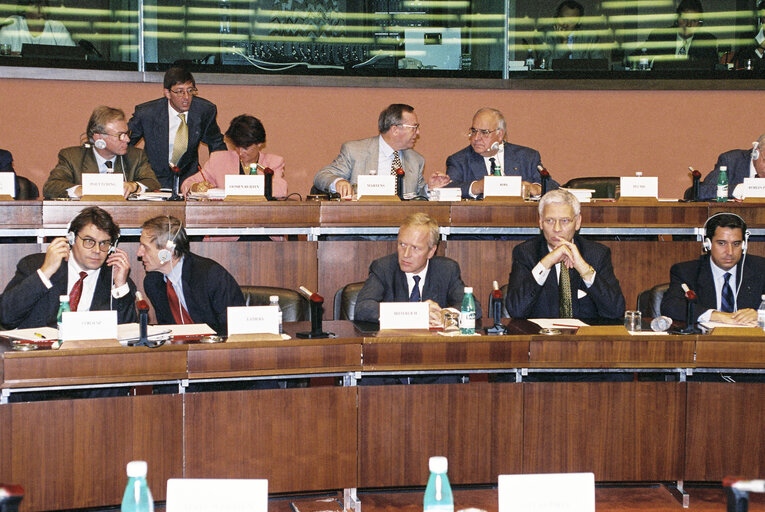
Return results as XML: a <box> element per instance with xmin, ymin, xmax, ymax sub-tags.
<box><xmin>181</xmin><ymin>150</ymin><xmax>288</xmax><ymax>197</ymax></box>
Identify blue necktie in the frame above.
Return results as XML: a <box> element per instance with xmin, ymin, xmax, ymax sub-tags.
<box><xmin>409</xmin><ymin>275</ymin><xmax>421</xmax><ymax>302</ymax></box>
<box><xmin>721</xmin><ymin>272</ymin><xmax>734</xmax><ymax>313</ymax></box>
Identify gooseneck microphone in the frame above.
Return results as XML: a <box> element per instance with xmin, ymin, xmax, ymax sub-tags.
<box><xmin>489</xmin><ymin>141</ymin><xmax>501</xmax><ymax>152</ymax></box>
<box><xmin>688</xmin><ymin>166</ymin><xmax>701</xmax><ymax>202</ymax></box>
<box><xmin>537</xmin><ymin>165</ymin><xmax>551</xmax><ymax>196</ymax></box>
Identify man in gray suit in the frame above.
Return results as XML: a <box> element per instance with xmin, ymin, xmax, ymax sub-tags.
<box><xmin>314</xmin><ymin>103</ymin><xmax>450</xmax><ymax>198</ymax></box>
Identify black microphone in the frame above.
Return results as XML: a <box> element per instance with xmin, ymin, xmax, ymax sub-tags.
<box><xmin>262</xmin><ymin>166</ymin><xmax>274</xmax><ymax>201</ymax></box>
<box><xmin>537</xmin><ymin>165</ymin><xmax>551</xmax><ymax>196</ymax></box>
<box><xmin>689</xmin><ymin>166</ymin><xmax>701</xmax><ymax>202</ymax></box>
<box><xmin>78</xmin><ymin>39</ymin><xmax>103</xmax><ymax>58</ymax></box>
<box><xmin>396</xmin><ymin>168</ymin><xmax>405</xmax><ymax>200</ymax></box>
<box><xmin>680</xmin><ymin>283</ymin><xmax>700</xmax><ymax>334</ymax></box>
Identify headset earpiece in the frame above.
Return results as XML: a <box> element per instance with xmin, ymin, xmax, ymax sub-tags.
<box><xmin>743</xmin><ymin>229</ymin><xmax>750</xmax><ymax>253</ymax></box>
<box><xmin>94</xmin><ymin>137</ymin><xmax>107</xmax><ymax>150</ymax></box>
<box><xmin>157</xmin><ymin>239</ymin><xmax>174</xmax><ymax>264</ymax></box>
<box><xmin>66</xmin><ymin>231</ymin><xmax>75</xmax><ymax>246</ymax></box>
<box><xmin>753</xmin><ymin>141</ymin><xmax>760</xmax><ymax>161</ymax></box>
<box><xmin>702</xmin><ymin>212</ymin><xmax>747</xmax><ymax>252</ymax></box>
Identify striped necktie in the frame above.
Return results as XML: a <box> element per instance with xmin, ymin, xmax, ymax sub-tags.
<box><xmin>171</xmin><ymin>113</ymin><xmax>188</xmax><ymax>165</ymax></box>
<box><xmin>559</xmin><ymin>265</ymin><xmax>573</xmax><ymax>318</ymax></box>
<box><xmin>720</xmin><ymin>272</ymin><xmax>734</xmax><ymax>313</ymax></box>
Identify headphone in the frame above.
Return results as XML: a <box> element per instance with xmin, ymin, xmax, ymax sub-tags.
<box><xmin>702</xmin><ymin>212</ymin><xmax>749</xmax><ymax>253</ymax></box>
<box><xmin>94</xmin><ymin>138</ymin><xmax>107</xmax><ymax>150</ymax></box>
<box><xmin>158</xmin><ymin>217</ymin><xmax>182</xmax><ymax>264</ymax></box>
<box><xmin>753</xmin><ymin>141</ymin><xmax>760</xmax><ymax>161</ymax></box>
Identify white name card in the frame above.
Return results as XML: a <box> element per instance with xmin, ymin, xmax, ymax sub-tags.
<box><xmin>60</xmin><ymin>310</ymin><xmax>118</xmax><ymax>341</ymax></box>
<box><xmin>484</xmin><ymin>175</ymin><xmax>522</xmax><ymax>197</ymax></box>
<box><xmin>82</xmin><ymin>173</ymin><xmax>123</xmax><ymax>196</ymax></box>
<box><xmin>430</xmin><ymin>187</ymin><xmax>462</xmax><ymax>202</ymax></box>
<box><xmin>0</xmin><ymin>172</ymin><xmax>15</xmax><ymax>198</ymax></box>
<box><xmin>743</xmin><ymin>177</ymin><xmax>765</xmax><ymax>198</ymax></box>
<box><xmin>357</xmin><ymin>175</ymin><xmax>396</xmax><ymax>198</ymax></box>
<box><xmin>499</xmin><ymin>473</ymin><xmax>595</xmax><ymax>512</ymax></box>
<box><xmin>225</xmin><ymin>174</ymin><xmax>265</xmax><ymax>197</ymax></box>
<box><xmin>379</xmin><ymin>302</ymin><xmax>429</xmax><ymax>330</ymax></box>
<box><xmin>620</xmin><ymin>176</ymin><xmax>658</xmax><ymax>198</ymax></box>
<box><xmin>227</xmin><ymin>305</ymin><xmax>279</xmax><ymax>335</ymax></box>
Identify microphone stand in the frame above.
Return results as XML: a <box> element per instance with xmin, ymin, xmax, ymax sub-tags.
<box><xmin>297</xmin><ymin>287</ymin><xmax>331</xmax><ymax>339</ymax></box>
<box><xmin>680</xmin><ymin>297</ymin><xmax>701</xmax><ymax>334</ymax></box>
<box><xmin>485</xmin><ymin>290</ymin><xmax>506</xmax><ymax>335</ymax></box>
<box><xmin>538</xmin><ymin>165</ymin><xmax>550</xmax><ymax>196</ymax></box>
<box><xmin>131</xmin><ymin>298</ymin><xmax>151</xmax><ymax>346</ymax></box>
<box><xmin>690</xmin><ymin>168</ymin><xmax>701</xmax><ymax>202</ymax></box>
<box><xmin>396</xmin><ymin>168</ymin><xmax>405</xmax><ymax>200</ymax></box>
<box><xmin>263</xmin><ymin>167</ymin><xmax>274</xmax><ymax>201</ymax></box>
<box><xmin>168</xmin><ymin>164</ymin><xmax>183</xmax><ymax>201</ymax></box>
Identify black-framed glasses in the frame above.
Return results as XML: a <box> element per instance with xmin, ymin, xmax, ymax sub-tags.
<box><xmin>170</xmin><ymin>87</ymin><xmax>198</xmax><ymax>96</ymax></box>
<box><xmin>77</xmin><ymin>235</ymin><xmax>112</xmax><ymax>252</ymax></box>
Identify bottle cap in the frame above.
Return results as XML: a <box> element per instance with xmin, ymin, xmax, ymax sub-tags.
<box><xmin>269</xmin><ymin>295</ymin><xmax>279</xmax><ymax>302</ymax></box>
<box><xmin>635</xmin><ymin>171</ymin><xmax>643</xmax><ymax>177</ymax></box>
<box><xmin>464</xmin><ymin>287</ymin><xmax>473</xmax><ymax>294</ymax></box>
<box><xmin>126</xmin><ymin>460</ymin><xmax>148</xmax><ymax>477</ymax></box>
<box><xmin>429</xmin><ymin>456</ymin><xmax>448</xmax><ymax>473</ymax></box>
<box><xmin>720</xmin><ymin>166</ymin><xmax>727</xmax><ymax>171</ymax></box>
<box><xmin>59</xmin><ymin>295</ymin><xmax>69</xmax><ymax>302</ymax></box>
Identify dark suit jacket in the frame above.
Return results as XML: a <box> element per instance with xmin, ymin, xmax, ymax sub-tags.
<box><xmin>0</xmin><ymin>253</ymin><xmax>137</xmax><ymax>329</ymax></box>
<box><xmin>128</xmin><ymin>97</ymin><xmax>226</xmax><ymax>188</ymax></box>
<box><xmin>699</xmin><ymin>149</ymin><xmax>753</xmax><ymax>201</ymax></box>
<box><xmin>660</xmin><ymin>253</ymin><xmax>765</xmax><ymax>323</ymax></box>
<box><xmin>354</xmin><ymin>254</ymin><xmax>482</xmax><ymax>322</ymax></box>
<box><xmin>0</xmin><ymin>149</ymin><xmax>12</xmax><ymax>172</ymax></box>
<box><xmin>445</xmin><ymin>142</ymin><xmax>559</xmax><ymax>199</ymax></box>
<box><xmin>42</xmin><ymin>145</ymin><xmax>161</xmax><ymax>199</ymax></box>
<box><xmin>505</xmin><ymin>235</ymin><xmax>626</xmax><ymax>319</ymax></box>
<box><xmin>642</xmin><ymin>29</ymin><xmax>718</xmax><ymax>68</ymax></box>
<box><xmin>143</xmin><ymin>253</ymin><xmax>244</xmax><ymax>334</ymax></box>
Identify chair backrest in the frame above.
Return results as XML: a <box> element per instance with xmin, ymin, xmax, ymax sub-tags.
<box><xmin>636</xmin><ymin>282</ymin><xmax>670</xmax><ymax>318</ymax></box>
<box><xmin>240</xmin><ymin>286</ymin><xmax>309</xmax><ymax>322</ymax></box>
<box><xmin>15</xmin><ymin>176</ymin><xmax>39</xmax><ymax>200</ymax></box>
<box><xmin>166</xmin><ymin>478</ymin><xmax>267</xmax><ymax>512</ymax></box>
<box><xmin>334</xmin><ymin>281</ymin><xmax>365</xmax><ymax>320</ymax></box>
<box><xmin>562</xmin><ymin>177</ymin><xmax>620</xmax><ymax>199</ymax></box>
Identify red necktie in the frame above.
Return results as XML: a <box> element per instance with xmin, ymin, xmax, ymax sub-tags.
<box><xmin>69</xmin><ymin>271</ymin><xmax>88</xmax><ymax>312</ymax></box>
<box><xmin>166</xmin><ymin>279</ymin><xmax>190</xmax><ymax>324</ymax></box>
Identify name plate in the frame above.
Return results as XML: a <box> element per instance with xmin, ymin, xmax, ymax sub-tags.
<box><xmin>743</xmin><ymin>177</ymin><xmax>765</xmax><ymax>198</ymax></box>
<box><xmin>499</xmin><ymin>473</ymin><xmax>595</xmax><ymax>512</ymax></box>
<box><xmin>357</xmin><ymin>175</ymin><xmax>396</xmax><ymax>198</ymax></box>
<box><xmin>225</xmin><ymin>174</ymin><xmax>265</xmax><ymax>197</ymax></box>
<box><xmin>430</xmin><ymin>187</ymin><xmax>462</xmax><ymax>202</ymax></box>
<box><xmin>379</xmin><ymin>302</ymin><xmax>429</xmax><ymax>330</ymax></box>
<box><xmin>82</xmin><ymin>173</ymin><xmax>123</xmax><ymax>196</ymax></box>
<box><xmin>60</xmin><ymin>310</ymin><xmax>118</xmax><ymax>341</ymax></box>
<box><xmin>227</xmin><ymin>305</ymin><xmax>279</xmax><ymax>335</ymax></box>
<box><xmin>619</xmin><ymin>176</ymin><xmax>658</xmax><ymax>198</ymax></box>
<box><xmin>484</xmin><ymin>175</ymin><xmax>522</xmax><ymax>197</ymax></box>
<box><xmin>0</xmin><ymin>172</ymin><xmax>15</xmax><ymax>198</ymax></box>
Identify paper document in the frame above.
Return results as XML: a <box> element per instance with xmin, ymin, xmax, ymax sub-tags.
<box><xmin>129</xmin><ymin>191</ymin><xmax>172</xmax><ymax>201</ymax></box>
<box><xmin>117</xmin><ymin>323</ymin><xmax>173</xmax><ymax>344</ymax></box>
<box><xmin>531</xmin><ymin>318</ymin><xmax>589</xmax><ymax>329</ymax></box>
<box><xmin>699</xmin><ymin>321</ymin><xmax>758</xmax><ymax>330</ymax></box>
<box><xmin>0</xmin><ymin>326</ymin><xmax>58</xmax><ymax>342</ymax></box>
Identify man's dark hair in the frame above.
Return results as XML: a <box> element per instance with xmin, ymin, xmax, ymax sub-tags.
<box><xmin>677</xmin><ymin>0</ymin><xmax>703</xmax><ymax>15</ymax></box>
<box><xmin>69</xmin><ymin>206</ymin><xmax>120</xmax><ymax>243</ymax></box>
<box><xmin>141</xmin><ymin>215</ymin><xmax>190</xmax><ymax>258</ymax></box>
<box><xmin>163</xmin><ymin>66</ymin><xmax>195</xmax><ymax>90</ymax></box>
<box><xmin>378</xmin><ymin>104</ymin><xmax>414</xmax><ymax>134</ymax></box>
<box><xmin>705</xmin><ymin>213</ymin><xmax>746</xmax><ymax>240</ymax></box>
<box><xmin>225</xmin><ymin>115</ymin><xmax>266</xmax><ymax>148</ymax></box>
<box><xmin>555</xmin><ymin>0</ymin><xmax>584</xmax><ymax>17</ymax></box>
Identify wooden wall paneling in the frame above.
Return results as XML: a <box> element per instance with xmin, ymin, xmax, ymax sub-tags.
<box><xmin>0</xmin><ymin>202</ymin><xmax>41</xmax><ymax>228</ymax></box>
<box><xmin>184</xmin><ymin>387</ymin><xmax>357</xmax><ymax>492</ymax></box>
<box><xmin>581</xmin><ymin>203</ymin><xmax>709</xmax><ymax>227</ymax></box>
<box><xmin>41</xmin><ymin>201</ymin><xmax>186</xmax><ymax>228</ymax></box>
<box><xmin>185</xmin><ymin>202</ymin><xmax>319</xmax><ymax>228</ymax></box>
<box><xmin>358</xmin><ymin>382</ymin><xmax>523</xmax><ymax>488</ymax></box>
<box><xmin>9</xmin><ymin>394</ymin><xmax>182</xmax><ymax>511</ymax></box>
<box><xmin>0</xmin><ymin>404</ymin><xmax>9</xmax><ymax>485</ymax></box>
<box><xmin>685</xmin><ymin>382</ymin><xmax>765</xmax><ymax>481</ymax></box>
<box><xmin>523</xmin><ymin>382</ymin><xmax>686</xmax><ymax>481</ymax></box>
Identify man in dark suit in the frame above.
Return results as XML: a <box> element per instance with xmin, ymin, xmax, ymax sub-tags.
<box><xmin>641</xmin><ymin>0</ymin><xmax>718</xmax><ymax>69</ymax></box>
<box><xmin>445</xmin><ymin>108</ymin><xmax>558</xmax><ymax>199</ymax></box>
<box><xmin>699</xmin><ymin>134</ymin><xmax>765</xmax><ymax>200</ymax></box>
<box><xmin>0</xmin><ymin>148</ymin><xmax>13</xmax><ymax>172</ymax></box>
<box><xmin>137</xmin><ymin>215</ymin><xmax>244</xmax><ymax>334</ymax></box>
<box><xmin>661</xmin><ymin>213</ymin><xmax>764</xmax><ymax>325</ymax></box>
<box><xmin>128</xmin><ymin>67</ymin><xmax>226</xmax><ymax>188</ymax></box>
<box><xmin>43</xmin><ymin>106</ymin><xmax>160</xmax><ymax>199</ymax></box>
<box><xmin>505</xmin><ymin>189</ymin><xmax>625</xmax><ymax>319</ymax></box>
<box><xmin>355</xmin><ymin>212</ymin><xmax>481</xmax><ymax>324</ymax></box>
<box><xmin>0</xmin><ymin>206</ymin><xmax>137</xmax><ymax>329</ymax></box>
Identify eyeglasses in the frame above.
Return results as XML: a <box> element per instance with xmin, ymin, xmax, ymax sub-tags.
<box><xmin>170</xmin><ymin>87</ymin><xmax>198</xmax><ymax>96</ymax></box>
<box><xmin>77</xmin><ymin>235</ymin><xmax>112</xmax><ymax>252</ymax></box>
<box><xmin>101</xmin><ymin>131</ymin><xmax>130</xmax><ymax>141</ymax></box>
<box><xmin>542</xmin><ymin>217</ymin><xmax>575</xmax><ymax>228</ymax></box>
<box><xmin>397</xmin><ymin>123</ymin><xmax>420</xmax><ymax>130</ymax></box>
<box><xmin>468</xmin><ymin>127</ymin><xmax>499</xmax><ymax>137</ymax></box>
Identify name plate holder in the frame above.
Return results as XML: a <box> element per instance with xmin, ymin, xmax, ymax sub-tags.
<box><xmin>741</xmin><ymin>178</ymin><xmax>765</xmax><ymax>203</ymax></box>
<box><xmin>357</xmin><ymin>175</ymin><xmax>400</xmax><ymax>202</ymax></box>
<box><xmin>482</xmin><ymin>176</ymin><xmax>525</xmax><ymax>203</ymax></box>
<box><xmin>617</xmin><ymin>176</ymin><xmax>659</xmax><ymax>205</ymax></box>
<box><xmin>226</xmin><ymin>305</ymin><xmax>284</xmax><ymax>342</ymax></box>
<box><xmin>0</xmin><ymin>172</ymin><xmax>15</xmax><ymax>201</ymax></box>
<box><xmin>58</xmin><ymin>310</ymin><xmax>121</xmax><ymax>349</ymax></box>
<box><xmin>224</xmin><ymin>175</ymin><xmax>267</xmax><ymax>202</ymax></box>
<box><xmin>81</xmin><ymin>173</ymin><xmax>125</xmax><ymax>201</ymax></box>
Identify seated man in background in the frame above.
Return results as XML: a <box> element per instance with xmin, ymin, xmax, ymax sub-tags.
<box><xmin>43</xmin><ymin>106</ymin><xmax>160</xmax><ymax>199</ymax></box>
<box><xmin>641</xmin><ymin>0</ymin><xmax>718</xmax><ymax>69</ymax></box>
<box><xmin>734</xmin><ymin>0</ymin><xmax>765</xmax><ymax>71</ymax></box>
<box><xmin>505</xmin><ymin>189</ymin><xmax>625</xmax><ymax>319</ymax></box>
<box><xmin>0</xmin><ymin>148</ymin><xmax>13</xmax><ymax>172</ymax></box>
<box><xmin>538</xmin><ymin>0</ymin><xmax>605</xmax><ymax>64</ymax></box>
<box><xmin>137</xmin><ymin>215</ymin><xmax>244</xmax><ymax>334</ymax></box>
<box><xmin>314</xmin><ymin>103</ymin><xmax>450</xmax><ymax>198</ymax></box>
<box><xmin>355</xmin><ymin>212</ymin><xmax>481</xmax><ymax>325</ymax></box>
<box><xmin>661</xmin><ymin>213</ymin><xmax>765</xmax><ymax>325</ymax></box>
<box><xmin>699</xmin><ymin>134</ymin><xmax>765</xmax><ymax>200</ymax></box>
<box><xmin>446</xmin><ymin>108</ymin><xmax>558</xmax><ymax>199</ymax></box>
<box><xmin>0</xmin><ymin>206</ymin><xmax>136</xmax><ymax>328</ymax></box>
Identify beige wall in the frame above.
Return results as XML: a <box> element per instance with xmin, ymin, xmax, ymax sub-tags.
<box><xmin>1</xmin><ymin>77</ymin><xmax>764</xmax><ymax>198</ymax></box>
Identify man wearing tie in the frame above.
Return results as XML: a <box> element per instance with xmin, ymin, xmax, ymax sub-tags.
<box><xmin>128</xmin><ymin>67</ymin><xmax>226</xmax><ymax>188</ymax></box>
<box><xmin>661</xmin><ymin>213</ymin><xmax>765</xmax><ymax>325</ymax></box>
<box><xmin>698</xmin><ymin>134</ymin><xmax>765</xmax><ymax>200</ymax></box>
<box><xmin>445</xmin><ymin>108</ymin><xmax>558</xmax><ymax>199</ymax></box>
<box><xmin>42</xmin><ymin>106</ymin><xmax>160</xmax><ymax>199</ymax></box>
<box><xmin>505</xmin><ymin>189</ymin><xmax>625</xmax><ymax>319</ymax></box>
<box><xmin>137</xmin><ymin>215</ymin><xmax>244</xmax><ymax>334</ymax></box>
<box><xmin>354</xmin><ymin>212</ymin><xmax>481</xmax><ymax>325</ymax></box>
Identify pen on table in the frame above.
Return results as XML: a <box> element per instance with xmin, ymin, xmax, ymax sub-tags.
<box><xmin>198</xmin><ymin>164</ymin><xmax>209</xmax><ymax>182</ymax></box>
<box><xmin>552</xmin><ymin>323</ymin><xmax>580</xmax><ymax>329</ymax></box>
<box><xmin>33</xmin><ymin>332</ymin><xmax>47</xmax><ymax>339</ymax></box>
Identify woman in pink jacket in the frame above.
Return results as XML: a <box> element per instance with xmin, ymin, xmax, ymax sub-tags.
<box><xmin>181</xmin><ymin>114</ymin><xmax>288</xmax><ymax>197</ymax></box>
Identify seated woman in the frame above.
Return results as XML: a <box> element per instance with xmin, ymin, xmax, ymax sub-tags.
<box><xmin>0</xmin><ymin>0</ymin><xmax>75</xmax><ymax>54</ymax></box>
<box><xmin>181</xmin><ymin>114</ymin><xmax>288</xmax><ymax>198</ymax></box>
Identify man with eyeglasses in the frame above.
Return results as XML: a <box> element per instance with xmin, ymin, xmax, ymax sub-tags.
<box><xmin>505</xmin><ymin>189</ymin><xmax>625</xmax><ymax>319</ymax></box>
<box><xmin>445</xmin><ymin>108</ymin><xmax>558</xmax><ymax>199</ymax></box>
<box><xmin>42</xmin><ymin>106</ymin><xmax>160</xmax><ymax>199</ymax></box>
<box><xmin>128</xmin><ymin>66</ymin><xmax>226</xmax><ymax>188</ymax></box>
<box><xmin>314</xmin><ymin>103</ymin><xmax>451</xmax><ymax>198</ymax></box>
<box><xmin>0</xmin><ymin>206</ymin><xmax>137</xmax><ymax>329</ymax></box>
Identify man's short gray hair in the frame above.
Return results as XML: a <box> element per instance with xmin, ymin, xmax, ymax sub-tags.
<box><xmin>473</xmin><ymin>107</ymin><xmax>506</xmax><ymax>132</ymax></box>
<box><xmin>538</xmin><ymin>189</ymin><xmax>581</xmax><ymax>217</ymax></box>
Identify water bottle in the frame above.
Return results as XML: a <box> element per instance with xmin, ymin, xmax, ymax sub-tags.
<box><xmin>121</xmin><ymin>460</ymin><xmax>154</xmax><ymax>512</ymax></box>
<box><xmin>717</xmin><ymin>166</ymin><xmax>729</xmax><ymax>202</ymax></box>
<box><xmin>249</xmin><ymin>163</ymin><xmax>258</xmax><ymax>175</ymax></box>
<box><xmin>423</xmin><ymin>456</ymin><xmax>453</xmax><ymax>512</ymax></box>
<box><xmin>459</xmin><ymin>287</ymin><xmax>476</xmax><ymax>335</ymax></box>
<box><xmin>525</xmin><ymin>49</ymin><xmax>535</xmax><ymax>70</ymax></box>
<box><xmin>269</xmin><ymin>295</ymin><xmax>283</xmax><ymax>334</ymax></box>
<box><xmin>56</xmin><ymin>295</ymin><xmax>70</xmax><ymax>344</ymax></box>
<box><xmin>758</xmin><ymin>295</ymin><xmax>765</xmax><ymax>330</ymax></box>
<box><xmin>638</xmin><ymin>48</ymin><xmax>649</xmax><ymax>70</ymax></box>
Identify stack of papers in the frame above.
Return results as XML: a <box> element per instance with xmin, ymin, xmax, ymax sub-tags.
<box><xmin>187</xmin><ymin>188</ymin><xmax>226</xmax><ymax>201</ymax></box>
<box><xmin>562</xmin><ymin>188</ymin><xmax>594</xmax><ymax>203</ymax></box>
<box><xmin>130</xmin><ymin>191</ymin><xmax>172</xmax><ymax>201</ymax></box>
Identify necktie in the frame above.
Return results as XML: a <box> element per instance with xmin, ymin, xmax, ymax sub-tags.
<box><xmin>104</xmin><ymin>160</ymin><xmax>113</xmax><ymax>173</ymax></box>
<box><xmin>166</xmin><ymin>279</ymin><xmax>191</xmax><ymax>324</ymax></box>
<box><xmin>721</xmin><ymin>272</ymin><xmax>735</xmax><ymax>313</ymax></box>
<box><xmin>679</xmin><ymin>43</ymin><xmax>687</xmax><ymax>56</ymax></box>
<box><xmin>69</xmin><ymin>271</ymin><xmax>88</xmax><ymax>312</ymax></box>
<box><xmin>559</xmin><ymin>265</ymin><xmax>573</xmax><ymax>318</ymax></box>
<box><xmin>171</xmin><ymin>112</ymin><xmax>188</xmax><ymax>165</ymax></box>
<box><xmin>409</xmin><ymin>275</ymin><xmax>421</xmax><ymax>302</ymax></box>
<box><xmin>489</xmin><ymin>157</ymin><xmax>501</xmax><ymax>176</ymax></box>
<box><xmin>391</xmin><ymin>150</ymin><xmax>402</xmax><ymax>195</ymax></box>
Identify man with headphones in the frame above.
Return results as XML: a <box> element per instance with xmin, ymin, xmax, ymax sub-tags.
<box><xmin>0</xmin><ymin>206</ymin><xmax>137</xmax><ymax>329</ymax></box>
<box><xmin>136</xmin><ymin>215</ymin><xmax>244</xmax><ymax>334</ymax></box>
<box><xmin>661</xmin><ymin>213</ymin><xmax>765</xmax><ymax>325</ymax></box>
<box><xmin>42</xmin><ymin>105</ymin><xmax>161</xmax><ymax>199</ymax></box>
<box><xmin>698</xmin><ymin>134</ymin><xmax>765</xmax><ymax>200</ymax></box>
